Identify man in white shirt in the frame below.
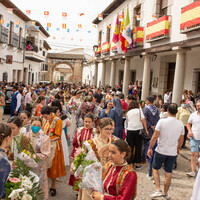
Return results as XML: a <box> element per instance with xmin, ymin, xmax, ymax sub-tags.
<box><xmin>186</xmin><ymin>100</ymin><xmax>200</xmax><ymax>177</ymax></box>
<box><xmin>147</xmin><ymin>103</ymin><xmax>184</xmax><ymax>200</ymax></box>
<box><xmin>164</xmin><ymin>90</ymin><xmax>170</xmax><ymax>103</ymax></box>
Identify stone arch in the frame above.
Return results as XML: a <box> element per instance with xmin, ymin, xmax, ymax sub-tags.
<box><xmin>51</xmin><ymin>61</ymin><xmax>74</xmax><ymax>82</ymax></box>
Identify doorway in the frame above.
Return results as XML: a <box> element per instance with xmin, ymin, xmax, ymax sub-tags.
<box><xmin>167</xmin><ymin>63</ymin><xmax>175</xmax><ymax>90</ymax></box>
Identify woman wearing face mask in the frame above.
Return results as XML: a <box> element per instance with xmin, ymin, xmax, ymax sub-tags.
<box><xmin>176</xmin><ymin>99</ymin><xmax>190</xmax><ymax>148</ymax></box>
<box><xmin>7</xmin><ymin>116</ymin><xmax>23</xmax><ymax>160</ymax></box>
<box><xmin>0</xmin><ymin>123</ymin><xmax>13</xmax><ymax>199</ymax></box>
<box><xmin>26</xmin><ymin>116</ymin><xmax>51</xmax><ymax>200</ymax></box>
<box><xmin>20</xmin><ymin>110</ymin><xmax>31</xmax><ymax>134</ymax></box>
<box><xmin>92</xmin><ymin>139</ymin><xmax>137</xmax><ymax>200</ymax></box>
<box><xmin>78</xmin><ymin>118</ymin><xmax>117</xmax><ymax>200</ymax></box>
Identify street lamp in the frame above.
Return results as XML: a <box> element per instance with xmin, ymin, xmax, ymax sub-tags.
<box><xmin>93</xmin><ymin>45</ymin><xmax>98</xmax><ymax>53</ymax></box>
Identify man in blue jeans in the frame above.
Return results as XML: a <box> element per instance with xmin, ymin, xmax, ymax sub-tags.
<box><xmin>147</xmin><ymin>103</ymin><xmax>184</xmax><ymax>200</ymax></box>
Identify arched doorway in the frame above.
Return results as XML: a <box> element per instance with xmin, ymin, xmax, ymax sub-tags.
<box><xmin>53</xmin><ymin>63</ymin><xmax>73</xmax><ymax>83</ymax></box>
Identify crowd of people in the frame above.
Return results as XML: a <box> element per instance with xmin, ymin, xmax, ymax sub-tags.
<box><xmin>0</xmin><ymin>81</ymin><xmax>200</xmax><ymax>200</ymax></box>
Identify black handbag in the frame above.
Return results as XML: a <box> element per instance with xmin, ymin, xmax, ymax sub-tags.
<box><xmin>138</xmin><ymin>108</ymin><xmax>148</xmax><ymax>139</ymax></box>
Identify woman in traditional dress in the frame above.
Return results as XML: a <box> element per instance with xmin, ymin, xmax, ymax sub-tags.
<box><xmin>52</xmin><ymin>105</ymin><xmax>70</xmax><ymax>167</ymax></box>
<box><xmin>78</xmin><ymin>118</ymin><xmax>117</xmax><ymax>200</ymax></box>
<box><xmin>7</xmin><ymin>116</ymin><xmax>23</xmax><ymax>160</ymax></box>
<box><xmin>26</xmin><ymin>117</ymin><xmax>51</xmax><ymax>200</ymax></box>
<box><xmin>69</xmin><ymin>112</ymin><xmax>97</xmax><ymax>188</ymax></box>
<box><xmin>0</xmin><ymin>92</ymin><xmax>5</xmax><ymax>123</ymax></box>
<box><xmin>41</xmin><ymin>106</ymin><xmax>66</xmax><ymax>197</ymax></box>
<box><xmin>92</xmin><ymin>139</ymin><xmax>137</xmax><ymax>200</ymax></box>
<box><xmin>0</xmin><ymin>123</ymin><xmax>13</xmax><ymax>199</ymax></box>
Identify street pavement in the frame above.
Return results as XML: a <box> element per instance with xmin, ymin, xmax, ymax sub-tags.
<box><xmin>3</xmin><ymin>115</ymin><xmax>195</xmax><ymax>200</ymax></box>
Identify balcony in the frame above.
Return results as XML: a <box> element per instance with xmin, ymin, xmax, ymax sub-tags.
<box><xmin>133</xmin><ymin>27</ymin><xmax>144</xmax><ymax>47</ymax></box>
<box><xmin>180</xmin><ymin>1</ymin><xmax>200</xmax><ymax>33</ymax></box>
<box><xmin>101</xmin><ymin>42</ymin><xmax>110</xmax><ymax>54</ymax></box>
<box><xmin>0</xmin><ymin>25</ymin><xmax>8</xmax><ymax>44</ymax></box>
<box><xmin>19</xmin><ymin>37</ymin><xmax>26</xmax><ymax>50</ymax></box>
<box><xmin>94</xmin><ymin>45</ymin><xmax>101</xmax><ymax>57</ymax></box>
<box><xmin>146</xmin><ymin>16</ymin><xmax>169</xmax><ymax>42</ymax></box>
<box><xmin>9</xmin><ymin>32</ymin><xmax>19</xmax><ymax>47</ymax></box>
<box><xmin>25</xmin><ymin>44</ymin><xmax>45</xmax><ymax>62</ymax></box>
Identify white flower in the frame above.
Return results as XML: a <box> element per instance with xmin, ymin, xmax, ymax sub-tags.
<box><xmin>21</xmin><ymin>176</ymin><xmax>33</xmax><ymax>190</ymax></box>
<box><xmin>8</xmin><ymin>189</ymin><xmax>24</xmax><ymax>200</ymax></box>
<box><xmin>22</xmin><ymin>193</ymin><xmax>32</xmax><ymax>200</ymax></box>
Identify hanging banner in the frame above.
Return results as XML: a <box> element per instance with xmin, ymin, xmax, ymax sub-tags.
<box><xmin>47</xmin><ymin>23</ymin><xmax>51</xmax><ymax>27</ymax></box>
<box><xmin>44</xmin><ymin>11</ymin><xmax>49</xmax><ymax>16</ymax></box>
<box><xmin>31</xmin><ymin>21</ymin><xmax>36</xmax><ymax>25</ymax></box>
<box><xmin>62</xmin><ymin>24</ymin><xmax>66</xmax><ymax>29</ymax></box>
<box><xmin>62</xmin><ymin>12</ymin><xmax>67</xmax><ymax>17</ymax></box>
<box><xmin>7</xmin><ymin>8</ymin><xmax>13</xmax><ymax>14</ymax></box>
<box><xmin>78</xmin><ymin>24</ymin><xmax>82</xmax><ymax>28</ymax></box>
<box><xmin>80</xmin><ymin>13</ymin><xmax>84</xmax><ymax>16</ymax></box>
<box><xmin>0</xmin><ymin>19</ymin><xmax>4</xmax><ymax>24</ymax></box>
<box><xmin>180</xmin><ymin>1</ymin><xmax>200</xmax><ymax>30</ymax></box>
<box><xmin>16</xmin><ymin>20</ymin><xmax>20</xmax><ymax>25</ymax></box>
<box><xmin>26</xmin><ymin>10</ymin><xmax>31</xmax><ymax>15</ymax></box>
<box><xmin>98</xmin><ymin>14</ymin><xmax>103</xmax><ymax>20</ymax></box>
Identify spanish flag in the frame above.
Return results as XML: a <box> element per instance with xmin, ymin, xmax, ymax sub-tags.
<box><xmin>62</xmin><ymin>23</ymin><xmax>66</xmax><ymax>29</ymax></box>
<box><xmin>78</xmin><ymin>24</ymin><xmax>82</xmax><ymax>28</ymax></box>
<box><xmin>62</xmin><ymin>12</ymin><xmax>67</xmax><ymax>17</ymax></box>
<box><xmin>180</xmin><ymin>1</ymin><xmax>200</xmax><ymax>30</ymax></box>
<box><xmin>44</xmin><ymin>11</ymin><xmax>49</xmax><ymax>16</ymax></box>
<box><xmin>26</xmin><ymin>10</ymin><xmax>31</xmax><ymax>15</ymax></box>
<box><xmin>47</xmin><ymin>23</ymin><xmax>51</xmax><ymax>27</ymax></box>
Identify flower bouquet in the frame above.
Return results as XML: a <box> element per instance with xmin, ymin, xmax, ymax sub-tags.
<box><xmin>5</xmin><ymin>158</ymin><xmax>43</xmax><ymax>200</ymax></box>
<box><xmin>16</xmin><ymin>135</ymin><xmax>39</xmax><ymax>168</ymax></box>
<box><xmin>72</xmin><ymin>144</ymin><xmax>103</xmax><ymax>192</ymax></box>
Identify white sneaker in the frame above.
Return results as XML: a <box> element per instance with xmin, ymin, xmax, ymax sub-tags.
<box><xmin>162</xmin><ymin>194</ymin><xmax>171</xmax><ymax>200</ymax></box>
<box><xmin>150</xmin><ymin>190</ymin><xmax>163</xmax><ymax>198</ymax></box>
<box><xmin>186</xmin><ymin>171</ymin><xmax>196</xmax><ymax>177</ymax></box>
<box><xmin>147</xmin><ymin>174</ymin><xmax>154</xmax><ymax>180</ymax></box>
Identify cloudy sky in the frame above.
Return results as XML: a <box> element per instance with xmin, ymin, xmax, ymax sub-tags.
<box><xmin>12</xmin><ymin>0</ymin><xmax>113</xmax><ymax>53</ymax></box>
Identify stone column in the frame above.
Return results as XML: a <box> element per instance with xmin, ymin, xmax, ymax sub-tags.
<box><xmin>141</xmin><ymin>54</ymin><xmax>151</xmax><ymax>100</ymax></box>
<box><xmin>172</xmin><ymin>49</ymin><xmax>187</xmax><ymax>105</ymax></box>
<box><xmin>110</xmin><ymin>59</ymin><xmax>116</xmax><ymax>88</ymax></box>
<box><xmin>94</xmin><ymin>62</ymin><xmax>98</xmax><ymax>86</ymax></box>
<box><xmin>101</xmin><ymin>60</ymin><xmax>106</xmax><ymax>87</ymax></box>
<box><xmin>122</xmin><ymin>57</ymin><xmax>131</xmax><ymax>96</ymax></box>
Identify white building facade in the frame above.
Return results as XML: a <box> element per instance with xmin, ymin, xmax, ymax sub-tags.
<box><xmin>0</xmin><ymin>1</ymin><xmax>50</xmax><ymax>85</ymax></box>
<box><xmin>84</xmin><ymin>0</ymin><xmax>200</xmax><ymax>105</ymax></box>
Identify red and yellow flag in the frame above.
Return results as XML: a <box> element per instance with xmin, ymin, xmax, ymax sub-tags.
<box><xmin>47</xmin><ymin>23</ymin><xmax>51</xmax><ymax>27</ymax></box>
<box><xmin>62</xmin><ymin>12</ymin><xmax>67</xmax><ymax>17</ymax></box>
<box><xmin>98</xmin><ymin>14</ymin><xmax>103</xmax><ymax>20</ymax></box>
<box><xmin>80</xmin><ymin>13</ymin><xmax>84</xmax><ymax>16</ymax></box>
<box><xmin>44</xmin><ymin>11</ymin><xmax>49</xmax><ymax>16</ymax></box>
<box><xmin>26</xmin><ymin>10</ymin><xmax>31</xmax><ymax>15</ymax></box>
<box><xmin>31</xmin><ymin>21</ymin><xmax>36</xmax><ymax>25</ymax></box>
<box><xmin>16</xmin><ymin>20</ymin><xmax>20</xmax><ymax>25</ymax></box>
<box><xmin>62</xmin><ymin>23</ymin><xmax>66</xmax><ymax>29</ymax></box>
<box><xmin>0</xmin><ymin>19</ymin><xmax>4</xmax><ymax>24</ymax></box>
<box><xmin>78</xmin><ymin>24</ymin><xmax>82</xmax><ymax>28</ymax></box>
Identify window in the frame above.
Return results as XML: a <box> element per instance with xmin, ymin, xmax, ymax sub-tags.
<box><xmin>106</xmin><ymin>25</ymin><xmax>111</xmax><ymax>42</ymax></box>
<box><xmin>98</xmin><ymin>30</ymin><xmax>102</xmax><ymax>45</ymax></box>
<box><xmin>160</xmin><ymin>0</ymin><xmax>168</xmax><ymax>17</ymax></box>
<box><xmin>19</xmin><ymin>27</ymin><xmax>22</xmax><ymax>48</ymax></box>
<box><xmin>133</xmin><ymin>4</ymin><xmax>141</xmax><ymax>27</ymax></box>
<box><xmin>9</xmin><ymin>21</ymin><xmax>14</xmax><ymax>45</ymax></box>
